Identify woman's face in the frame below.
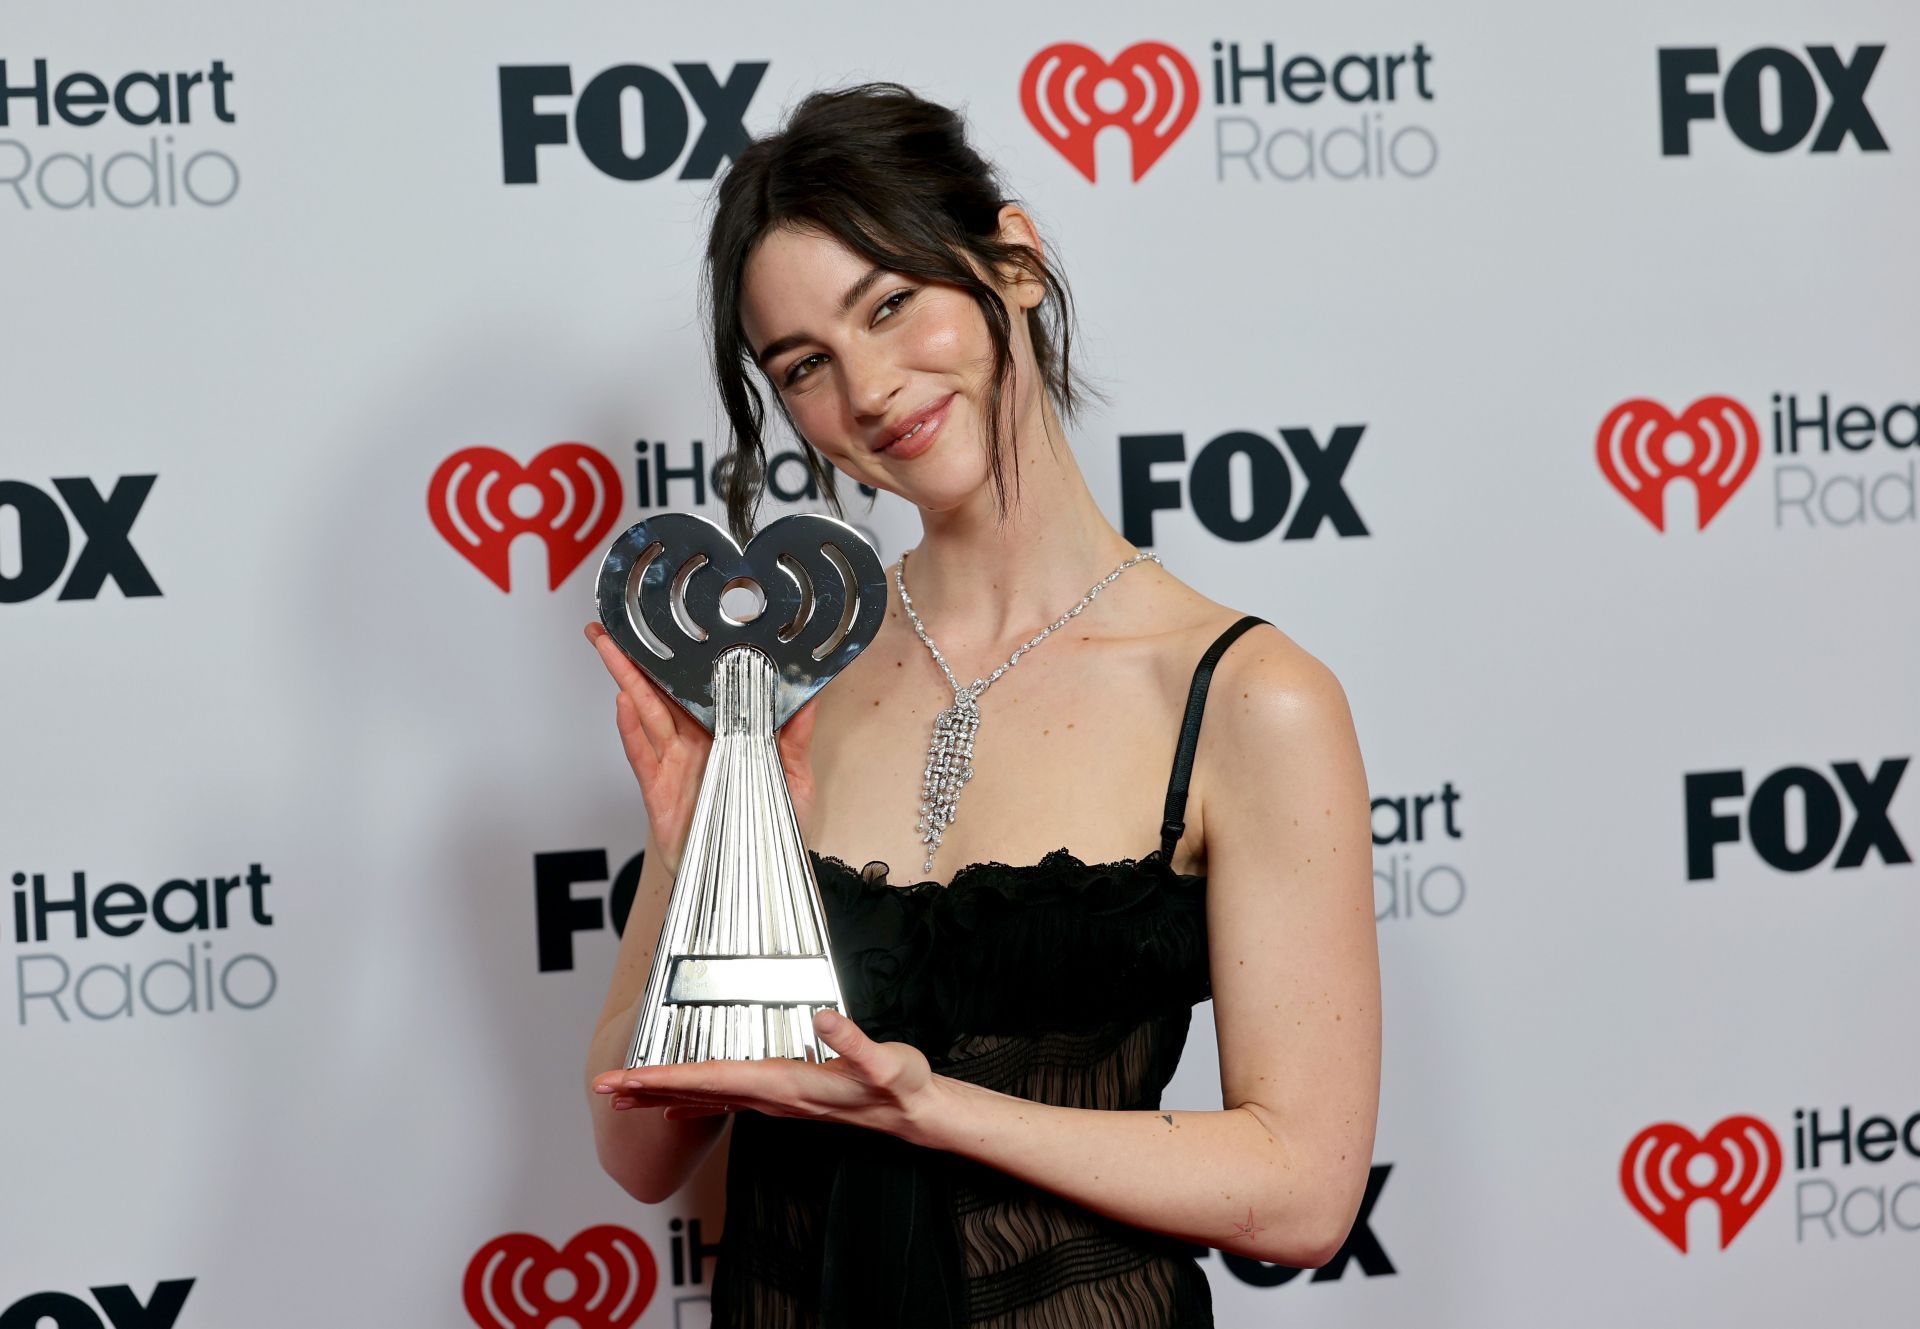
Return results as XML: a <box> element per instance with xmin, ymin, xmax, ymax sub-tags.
<box><xmin>736</xmin><ymin>216</ymin><xmax>1044</xmax><ymax>515</ymax></box>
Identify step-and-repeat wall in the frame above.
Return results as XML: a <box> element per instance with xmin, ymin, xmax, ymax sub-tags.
<box><xmin>4</xmin><ymin>2</ymin><xmax>1916</xmax><ymax>1326</ymax></box>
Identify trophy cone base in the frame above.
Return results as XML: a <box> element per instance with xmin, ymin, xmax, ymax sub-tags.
<box><xmin>624</xmin><ymin>647</ymin><xmax>851</xmax><ymax>1068</ymax></box>
<box><xmin>632</xmin><ymin>999</ymin><xmax>844</xmax><ymax>1067</ymax></box>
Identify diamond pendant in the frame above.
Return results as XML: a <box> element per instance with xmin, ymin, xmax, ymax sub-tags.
<box><xmin>895</xmin><ymin>546</ymin><xmax>1163</xmax><ymax>880</ymax></box>
<box><xmin>916</xmin><ymin>690</ymin><xmax>980</xmax><ymax>874</ymax></box>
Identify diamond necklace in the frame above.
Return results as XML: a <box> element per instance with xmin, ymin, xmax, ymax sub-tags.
<box><xmin>895</xmin><ymin>547</ymin><xmax>1162</xmax><ymax>876</ymax></box>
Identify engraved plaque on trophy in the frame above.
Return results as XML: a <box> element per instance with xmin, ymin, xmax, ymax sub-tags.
<box><xmin>594</xmin><ymin>512</ymin><xmax>886</xmax><ymax>1065</ymax></box>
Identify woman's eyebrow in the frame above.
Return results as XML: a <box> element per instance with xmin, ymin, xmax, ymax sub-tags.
<box><xmin>753</xmin><ymin>267</ymin><xmax>888</xmax><ymax>366</ymax></box>
<box><xmin>834</xmin><ymin>267</ymin><xmax>887</xmax><ymax>316</ymax></box>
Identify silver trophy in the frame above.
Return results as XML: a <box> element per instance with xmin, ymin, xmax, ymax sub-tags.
<box><xmin>595</xmin><ymin>512</ymin><xmax>886</xmax><ymax>1065</ymax></box>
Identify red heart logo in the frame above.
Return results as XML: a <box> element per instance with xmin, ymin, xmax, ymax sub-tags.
<box><xmin>463</xmin><ymin>1225</ymin><xmax>658</xmax><ymax>1329</ymax></box>
<box><xmin>1021</xmin><ymin>42</ymin><xmax>1200</xmax><ymax>182</ymax></box>
<box><xmin>1595</xmin><ymin>396</ymin><xmax>1759</xmax><ymax>531</ymax></box>
<box><xmin>1620</xmin><ymin>1116</ymin><xmax>1781</xmax><ymax>1253</ymax></box>
<box><xmin>429</xmin><ymin>444</ymin><xmax>624</xmax><ymax>592</ymax></box>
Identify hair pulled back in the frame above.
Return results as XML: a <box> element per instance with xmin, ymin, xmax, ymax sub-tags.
<box><xmin>704</xmin><ymin>82</ymin><xmax>1092</xmax><ymax>541</ymax></box>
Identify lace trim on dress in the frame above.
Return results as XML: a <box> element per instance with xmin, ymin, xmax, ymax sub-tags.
<box><xmin>806</xmin><ymin>849</ymin><xmax>1211</xmax><ymax>1051</ymax></box>
<box><xmin>810</xmin><ymin>844</ymin><xmax>1197</xmax><ymax>893</ymax></box>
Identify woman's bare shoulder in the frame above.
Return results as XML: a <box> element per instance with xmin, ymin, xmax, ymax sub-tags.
<box><xmin>1132</xmin><ymin>563</ymin><xmax>1328</xmax><ymax>696</ymax></box>
<box><xmin>1134</xmin><ymin>568</ymin><xmax>1355</xmax><ymax>814</ymax></box>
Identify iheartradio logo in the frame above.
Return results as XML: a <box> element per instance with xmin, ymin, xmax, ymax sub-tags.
<box><xmin>463</xmin><ymin>1225</ymin><xmax>658</xmax><ymax>1329</ymax></box>
<box><xmin>429</xmin><ymin>444</ymin><xmax>623</xmax><ymax>592</ymax></box>
<box><xmin>1621</xmin><ymin>1116</ymin><xmax>1783</xmax><ymax>1253</ymax></box>
<box><xmin>1021</xmin><ymin>42</ymin><xmax>1200</xmax><ymax>182</ymax></box>
<box><xmin>1596</xmin><ymin>396</ymin><xmax>1760</xmax><ymax>532</ymax></box>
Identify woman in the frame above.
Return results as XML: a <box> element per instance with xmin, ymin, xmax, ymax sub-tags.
<box><xmin>583</xmin><ymin>84</ymin><xmax>1379</xmax><ymax>1328</ymax></box>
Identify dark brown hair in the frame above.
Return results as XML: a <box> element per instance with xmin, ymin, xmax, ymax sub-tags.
<box><xmin>703</xmin><ymin>82</ymin><xmax>1095</xmax><ymax>541</ymax></box>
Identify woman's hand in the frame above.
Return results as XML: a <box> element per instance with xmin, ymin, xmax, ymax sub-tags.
<box><xmin>585</xmin><ymin>621</ymin><xmax>822</xmax><ymax>873</ymax></box>
<box><xmin>591</xmin><ymin>1011</ymin><xmax>940</xmax><ymax>1142</ymax></box>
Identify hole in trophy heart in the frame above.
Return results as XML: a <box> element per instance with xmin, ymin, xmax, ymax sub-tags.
<box><xmin>775</xmin><ymin>552</ymin><xmax>813</xmax><ymax>642</ymax></box>
<box><xmin>720</xmin><ymin>577</ymin><xmax>767</xmax><ymax>624</ymax></box>
<box><xmin>814</xmin><ymin>541</ymin><xmax>861</xmax><ymax>660</ymax></box>
<box><xmin>624</xmin><ymin>540</ymin><xmax>676</xmax><ymax>660</ymax></box>
<box><xmin>671</xmin><ymin>553</ymin><xmax>711</xmax><ymax>643</ymax></box>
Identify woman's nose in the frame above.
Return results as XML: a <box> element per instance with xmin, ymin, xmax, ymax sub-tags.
<box><xmin>838</xmin><ymin>340</ymin><xmax>904</xmax><ymax>421</ymax></box>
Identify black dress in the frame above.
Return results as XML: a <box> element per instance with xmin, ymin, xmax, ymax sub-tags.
<box><xmin>709</xmin><ymin>616</ymin><xmax>1268</xmax><ymax>1328</ymax></box>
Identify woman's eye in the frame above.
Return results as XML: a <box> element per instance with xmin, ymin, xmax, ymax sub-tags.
<box><xmin>784</xmin><ymin>354</ymin><xmax>826</xmax><ymax>387</ymax></box>
<box><xmin>874</xmin><ymin>288</ymin><xmax>916</xmax><ymax>322</ymax></box>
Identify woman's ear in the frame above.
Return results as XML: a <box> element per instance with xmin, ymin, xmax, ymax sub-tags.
<box><xmin>993</xmin><ymin>204</ymin><xmax>1047</xmax><ymax>310</ymax></box>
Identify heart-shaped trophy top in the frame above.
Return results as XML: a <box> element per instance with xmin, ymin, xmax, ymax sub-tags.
<box><xmin>594</xmin><ymin>512</ymin><xmax>887</xmax><ymax>731</ymax></box>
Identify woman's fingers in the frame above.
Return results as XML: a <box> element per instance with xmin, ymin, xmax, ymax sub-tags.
<box><xmin>599</xmin><ymin>1083</ymin><xmax>728</xmax><ymax>1111</ymax></box>
<box><xmin>609</xmin><ymin>1060</ymin><xmax>840</xmax><ymax>1117</ymax></box>
<box><xmin>779</xmin><ymin>695</ymin><xmax>819</xmax><ymax>820</ymax></box>
<box><xmin>593</xmin><ymin>1048</ymin><xmax>897</xmax><ymax>1122</ymax></box>
<box><xmin>781</xmin><ymin>694</ymin><xmax>819</xmax><ymax>757</ymax></box>
<box><xmin>584</xmin><ymin>621</ymin><xmax>638</xmax><ymax>683</ymax></box>
<box><xmin>610</xmin><ymin>1097</ymin><xmax>729</xmax><ymax>1114</ymax></box>
<box><xmin>623</xmin><ymin>668</ymin><xmax>685</xmax><ymax>761</ymax></box>
<box><xmin>592</xmin><ymin>1068</ymin><xmax>742</xmax><ymax>1106</ymax></box>
<box><xmin>613</xmin><ymin>693</ymin><xmax>661</xmax><ymax>777</ymax></box>
<box><xmin>611</xmin><ymin>1094</ymin><xmax>730</xmax><ymax>1112</ymax></box>
<box><xmin>607</xmin><ymin>1096</ymin><xmax>735</xmax><ymax>1117</ymax></box>
<box><xmin>812</xmin><ymin>1009</ymin><xmax>877</xmax><ymax>1072</ymax></box>
<box><xmin>587</xmin><ymin>624</ymin><xmax>682</xmax><ymax>763</ymax></box>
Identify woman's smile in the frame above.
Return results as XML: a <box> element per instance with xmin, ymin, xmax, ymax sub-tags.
<box><xmin>875</xmin><ymin>392</ymin><xmax>955</xmax><ymax>461</ymax></box>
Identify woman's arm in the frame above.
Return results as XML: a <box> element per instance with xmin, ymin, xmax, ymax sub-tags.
<box><xmin>918</xmin><ymin>638</ymin><xmax>1379</xmax><ymax>1265</ymax></box>
<box><xmin>601</xmin><ymin>636</ymin><xmax>1381</xmax><ymax>1265</ymax></box>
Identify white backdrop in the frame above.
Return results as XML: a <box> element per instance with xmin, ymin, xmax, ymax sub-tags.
<box><xmin>3</xmin><ymin>2</ymin><xmax>1917</xmax><ymax>1326</ymax></box>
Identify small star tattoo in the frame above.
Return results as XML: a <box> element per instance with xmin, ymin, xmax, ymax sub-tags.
<box><xmin>1229</xmin><ymin>1207</ymin><xmax>1265</xmax><ymax>1240</ymax></box>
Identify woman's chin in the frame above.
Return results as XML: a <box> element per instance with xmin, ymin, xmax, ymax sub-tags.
<box><xmin>888</xmin><ymin>471</ymin><xmax>995</xmax><ymax>517</ymax></box>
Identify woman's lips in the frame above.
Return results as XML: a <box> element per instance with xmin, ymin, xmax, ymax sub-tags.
<box><xmin>879</xmin><ymin>394</ymin><xmax>953</xmax><ymax>460</ymax></box>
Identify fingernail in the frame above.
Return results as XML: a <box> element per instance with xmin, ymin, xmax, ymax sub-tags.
<box><xmin>593</xmin><ymin>1083</ymin><xmax>615</xmax><ymax>1094</ymax></box>
<box><xmin>612</xmin><ymin>1098</ymin><xmax>633</xmax><ymax>1111</ymax></box>
<box><xmin>816</xmin><ymin>1010</ymin><xmax>841</xmax><ymax>1032</ymax></box>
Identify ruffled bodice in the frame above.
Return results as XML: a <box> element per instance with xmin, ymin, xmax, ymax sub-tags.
<box><xmin>708</xmin><ymin>848</ymin><xmax>1217</xmax><ymax>1328</ymax></box>
<box><xmin>813</xmin><ymin>847</ymin><xmax>1211</xmax><ymax>1048</ymax></box>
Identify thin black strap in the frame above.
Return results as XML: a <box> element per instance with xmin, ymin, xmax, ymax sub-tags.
<box><xmin>1159</xmin><ymin>615</ymin><xmax>1269</xmax><ymax>860</ymax></box>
